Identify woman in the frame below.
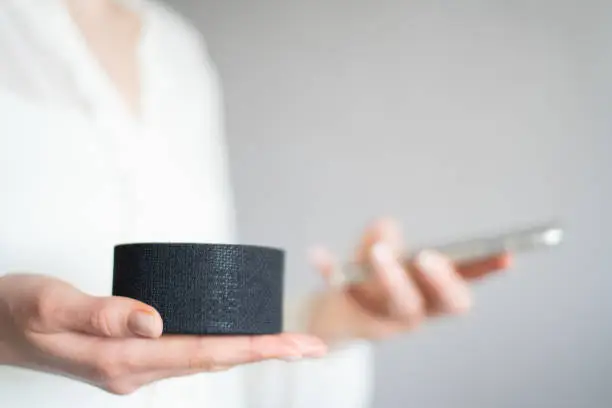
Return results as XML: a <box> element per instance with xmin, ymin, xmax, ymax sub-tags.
<box><xmin>0</xmin><ymin>1</ymin><xmax>510</xmax><ymax>407</ymax></box>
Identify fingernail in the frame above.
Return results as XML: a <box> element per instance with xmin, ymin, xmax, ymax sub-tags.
<box><xmin>281</xmin><ymin>355</ymin><xmax>303</xmax><ymax>362</ymax></box>
<box><xmin>128</xmin><ymin>310</ymin><xmax>160</xmax><ymax>338</ymax></box>
<box><xmin>371</xmin><ymin>242</ymin><xmax>395</xmax><ymax>266</ymax></box>
<box><xmin>416</xmin><ymin>250</ymin><xmax>452</xmax><ymax>276</ymax></box>
<box><xmin>307</xmin><ymin>246</ymin><xmax>328</xmax><ymax>263</ymax></box>
<box><xmin>452</xmin><ymin>292</ymin><xmax>473</xmax><ymax>313</ymax></box>
<box><xmin>501</xmin><ymin>254</ymin><xmax>513</xmax><ymax>269</ymax></box>
<box><xmin>292</xmin><ymin>336</ymin><xmax>328</xmax><ymax>358</ymax></box>
<box><xmin>439</xmin><ymin>289</ymin><xmax>472</xmax><ymax>315</ymax></box>
<box><xmin>303</xmin><ymin>346</ymin><xmax>328</xmax><ymax>358</ymax></box>
<box><xmin>372</xmin><ymin>242</ymin><xmax>405</xmax><ymax>287</ymax></box>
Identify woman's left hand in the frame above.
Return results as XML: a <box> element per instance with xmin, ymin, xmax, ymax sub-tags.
<box><xmin>306</xmin><ymin>218</ymin><xmax>512</xmax><ymax>343</ymax></box>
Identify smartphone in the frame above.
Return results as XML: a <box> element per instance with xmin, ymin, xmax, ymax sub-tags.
<box><xmin>341</xmin><ymin>221</ymin><xmax>564</xmax><ymax>284</ymax></box>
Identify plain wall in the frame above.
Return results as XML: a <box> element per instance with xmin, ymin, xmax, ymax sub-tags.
<box><xmin>170</xmin><ymin>1</ymin><xmax>611</xmax><ymax>406</ymax></box>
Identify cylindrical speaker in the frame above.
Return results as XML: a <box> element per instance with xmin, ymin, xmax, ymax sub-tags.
<box><xmin>112</xmin><ymin>243</ymin><xmax>285</xmax><ymax>335</ymax></box>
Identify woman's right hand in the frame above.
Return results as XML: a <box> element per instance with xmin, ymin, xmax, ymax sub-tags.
<box><xmin>0</xmin><ymin>274</ymin><xmax>327</xmax><ymax>395</ymax></box>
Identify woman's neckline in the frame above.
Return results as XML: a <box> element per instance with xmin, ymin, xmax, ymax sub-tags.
<box><xmin>59</xmin><ymin>0</ymin><xmax>151</xmax><ymax>125</ymax></box>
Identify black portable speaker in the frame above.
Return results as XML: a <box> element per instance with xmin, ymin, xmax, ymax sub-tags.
<box><xmin>112</xmin><ymin>243</ymin><xmax>285</xmax><ymax>335</ymax></box>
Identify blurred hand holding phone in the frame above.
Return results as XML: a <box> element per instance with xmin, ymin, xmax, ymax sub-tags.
<box><xmin>342</xmin><ymin>221</ymin><xmax>564</xmax><ymax>284</ymax></box>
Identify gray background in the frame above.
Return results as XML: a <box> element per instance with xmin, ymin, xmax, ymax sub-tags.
<box><xmin>171</xmin><ymin>1</ymin><xmax>611</xmax><ymax>406</ymax></box>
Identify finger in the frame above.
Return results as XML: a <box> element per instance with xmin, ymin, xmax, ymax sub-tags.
<box><xmin>412</xmin><ymin>250</ymin><xmax>472</xmax><ymax>315</ymax></box>
<box><xmin>457</xmin><ymin>253</ymin><xmax>512</xmax><ymax>280</ymax></box>
<box><xmin>308</xmin><ymin>246</ymin><xmax>344</xmax><ymax>288</ymax></box>
<box><xmin>59</xmin><ymin>294</ymin><xmax>163</xmax><ymax>339</ymax></box>
<box><xmin>369</xmin><ymin>242</ymin><xmax>424</xmax><ymax>322</ymax></box>
<box><xmin>126</xmin><ymin>332</ymin><xmax>327</xmax><ymax>372</ymax></box>
<box><xmin>355</xmin><ymin>217</ymin><xmax>404</xmax><ymax>263</ymax></box>
<box><xmin>103</xmin><ymin>332</ymin><xmax>327</xmax><ymax>393</ymax></box>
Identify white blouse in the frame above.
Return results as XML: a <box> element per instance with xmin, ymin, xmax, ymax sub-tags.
<box><xmin>0</xmin><ymin>1</ymin><xmax>373</xmax><ymax>407</ymax></box>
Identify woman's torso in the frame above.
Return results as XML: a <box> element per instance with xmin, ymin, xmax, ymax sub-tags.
<box><xmin>0</xmin><ymin>1</ymin><xmax>246</xmax><ymax>407</ymax></box>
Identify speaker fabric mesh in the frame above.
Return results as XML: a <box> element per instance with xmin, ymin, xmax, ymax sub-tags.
<box><xmin>112</xmin><ymin>243</ymin><xmax>285</xmax><ymax>335</ymax></box>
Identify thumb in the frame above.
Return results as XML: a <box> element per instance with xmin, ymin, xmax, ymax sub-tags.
<box><xmin>308</xmin><ymin>246</ymin><xmax>344</xmax><ymax>289</ymax></box>
<box><xmin>62</xmin><ymin>294</ymin><xmax>163</xmax><ymax>338</ymax></box>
